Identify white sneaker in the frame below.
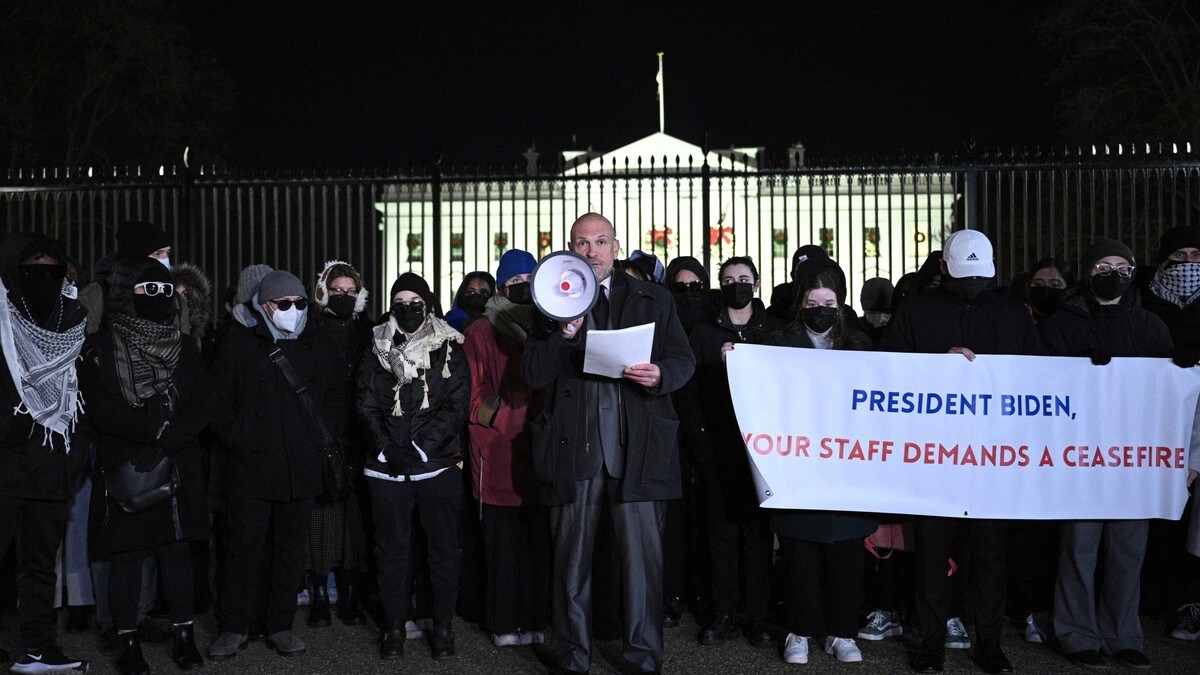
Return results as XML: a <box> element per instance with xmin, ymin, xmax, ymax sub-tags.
<box><xmin>1171</xmin><ymin>602</ymin><xmax>1200</xmax><ymax>640</ymax></box>
<box><xmin>824</xmin><ymin>636</ymin><xmax>863</xmax><ymax>663</ymax></box>
<box><xmin>858</xmin><ymin>609</ymin><xmax>903</xmax><ymax>640</ymax></box>
<box><xmin>492</xmin><ymin>632</ymin><xmax>521</xmax><ymax>647</ymax></box>
<box><xmin>404</xmin><ymin>619</ymin><xmax>428</xmax><ymax>640</ymax></box>
<box><xmin>945</xmin><ymin>616</ymin><xmax>971</xmax><ymax>649</ymax></box>
<box><xmin>1022</xmin><ymin>613</ymin><xmax>1048</xmax><ymax>644</ymax></box>
<box><xmin>782</xmin><ymin>633</ymin><xmax>809</xmax><ymax>664</ymax></box>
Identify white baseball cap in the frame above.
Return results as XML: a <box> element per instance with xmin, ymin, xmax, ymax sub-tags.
<box><xmin>942</xmin><ymin>230</ymin><xmax>995</xmax><ymax>279</ymax></box>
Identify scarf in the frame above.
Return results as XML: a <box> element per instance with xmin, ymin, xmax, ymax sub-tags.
<box><xmin>483</xmin><ymin>294</ymin><xmax>533</xmax><ymax>345</ymax></box>
<box><xmin>371</xmin><ymin>313</ymin><xmax>463</xmax><ymax>416</ymax></box>
<box><xmin>0</xmin><ymin>280</ymin><xmax>85</xmax><ymax>451</ymax></box>
<box><xmin>1150</xmin><ymin>262</ymin><xmax>1200</xmax><ymax>309</ymax></box>
<box><xmin>109</xmin><ymin>311</ymin><xmax>181</xmax><ymax>409</ymax></box>
<box><xmin>252</xmin><ymin>292</ymin><xmax>306</xmax><ymax>341</ymax></box>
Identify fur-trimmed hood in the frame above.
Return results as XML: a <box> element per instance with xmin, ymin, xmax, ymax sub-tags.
<box><xmin>173</xmin><ymin>262</ymin><xmax>214</xmax><ymax>337</ymax></box>
<box><xmin>314</xmin><ymin>259</ymin><xmax>368</xmax><ymax>315</ymax></box>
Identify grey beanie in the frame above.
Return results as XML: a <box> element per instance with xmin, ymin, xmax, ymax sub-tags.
<box><xmin>236</xmin><ymin>264</ymin><xmax>274</xmax><ymax>305</ymax></box>
<box><xmin>257</xmin><ymin>270</ymin><xmax>307</xmax><ymax>301</ymax></box>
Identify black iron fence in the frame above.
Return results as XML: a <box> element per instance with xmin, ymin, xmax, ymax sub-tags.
<box><xmin>3</xmin><ymin>145</ymin><xmax>1199</xmax><ymax>321</ymax></box>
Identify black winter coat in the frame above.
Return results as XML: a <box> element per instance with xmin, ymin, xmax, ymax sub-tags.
<box><xmin>679</xmin><ymin>301</ymin><xmax>785</xmax><ymax>465</ymax></box>
<box><xmin>880</xmin><ymin>286</ymin><xmax>1042</xmax><ymax>356</ymax></box>
<box><xmin>211</xmin><ymin>321</ymin><xmax>349</xmax><ymax>502</ymax></box>
<box><xmin>522</xmin><ymin>272</ymin><xmax>695</xmax><ymax>505</ymax></box>
<box><xmin>80</xmin><ymin>329</ymin><xmax>214</xmax><ymax>553</ymax></box>
<box><xmin>1141</xmin><ymin>288</ymin><xmax>1200</xmax><ymax>351</ymax></box>
<box><xmin>357</xmin><ymin>332</ymin><xmax>470</xmax><ymax>477</ymax></box>
<box><xmin>1040</xmin><ymin>286</ymin><xmax>1173</xmax><ymax>359</ymax></box>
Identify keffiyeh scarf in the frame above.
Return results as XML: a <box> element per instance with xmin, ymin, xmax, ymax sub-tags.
<box><xmin>109</xmin><ymin>311</ymin><xmax>181</xmax><ymax>409</ymax></box>
<box><xmin>1150</xmin><ymin>262</ymin><xmax>1200</xmax><ymax>309</ymax></box>
<box><xmin>0</xmin><ymin>280</ymin><xmax>85</xmax><ymax>451</ymax></box>
<box><xmin>371</xmin><ymin>313</ymin><xmax>463</xmax><ymax>416</ymax></box>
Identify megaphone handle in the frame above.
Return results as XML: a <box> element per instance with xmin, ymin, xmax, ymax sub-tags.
<box><xmin>560</xmin><ymin>316</ymin><xmax>586</xmax><ymax>340</ymax></box>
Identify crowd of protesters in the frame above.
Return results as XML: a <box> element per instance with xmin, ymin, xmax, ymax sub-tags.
<box><xmin>1</xmin><ymin>215</ymin><xmax>1200</xmax><ymax>675</ymax></box>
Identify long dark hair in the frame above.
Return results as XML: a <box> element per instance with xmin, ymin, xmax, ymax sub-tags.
<box><xmin>787</xmin><ymin>268</ymin><xmax>848</xmax><ymax>346</ymax></box>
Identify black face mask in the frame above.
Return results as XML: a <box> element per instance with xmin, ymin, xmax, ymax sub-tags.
<box><xmin>942</xmin><ymin>276</ymin><xmax>992</xmax><ymax>302</ymax></box>
<box><xmin>1091</xmin><ymin>273</ymin><xmax>1132</xmax><ymax>301</ymax></box>
<box><xmin>672</xmin><ymin>287</ymin><xmax>705</xmax><ymax>310</ymax></box>
<box><xmin>133</xmin><ymin>294</ymin><xmax>175</xmax><ymax>323</ymax></box>
<box><xmin>504</xmin><ymin>283</ymin><xmax>533</xmax><ymax>306</ymax></box>
<box><xmin>801</xmin><ymin>306</ymin><xmax>839</xmax><ymax>333</ymax></box>
<box><xmin>1027</xmin><ymin>286</ymin><xmax>1062</xmax><ymax>316</ymax></box>
<box><xmin>326</xmin><ymin>294</ymin><xmax>357</xmax><ymax>318</ymax></box>
<box><xmin>18</xmin><ymin>264</ymin><xmax>66</xmax><ymax>322</ymax></box>
<box><xmin>460</xmin><ymin>293</ymin><xmax>488</xmax><ymax>313</ymax></box>
<box><xmin>391</xmin><ymin>303</ymin><xmax>426</xmax><ymax>333</ymax></box>
<box><xmin>721</xmin><ymin>282</ymin><xmax>754</xmax><ymax>310</ymax></box>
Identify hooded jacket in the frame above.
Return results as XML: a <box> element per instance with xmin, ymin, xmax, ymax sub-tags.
<box><xmin>0</xmin><ymin>232</ymin><xmax>90</xmax><ymax>500</ymax></box>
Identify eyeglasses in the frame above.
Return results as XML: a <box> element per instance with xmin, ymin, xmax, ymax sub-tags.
<box><xmin>393</xmin><ymin>300</ymin><xmax>425</xmax><ymax>312</ymax></box>
<box><xmin>1092</xmin><ymin>263</ymin><xmax>1135</xmax><ymax>278</ymax></box>
<box><xmin>134</xmin><ymin>281</ymin><xmax>175</xmax><ymax>297</ymax></box>
<box><xmin>270</xmin><ymin>298</ymin><xmax>308</xmax><ymax>311</ymax></box>
<box><xmin>328</xmin><ymin>287</ymin><xmax>359</xmax><ymax>297</ymax></box>
<box><xmin>673</xmin><ymin>281</ymin><xmax>704</xmax><ymax>291</ymax></box>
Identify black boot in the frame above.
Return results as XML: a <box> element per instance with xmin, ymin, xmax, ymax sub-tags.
<box><xmin>430</xmin><ymin>619</ymin><xmax>456</xmax><ymax>660</ymax></box>
<box><xmin>117</xmin><ymin>631</ymin><xmax>150</xmax><ymax>675</ymax></box>
<box><xmin>334</xmin><ymin>569</ymin><xmax>364</xmax><ymax>626</ymax></box>
<box><xmin>171</xmin><ymin>623</ymin><xmax>204</xmax><ymax>670</ymax></box>
<box><xmin>379</xmin><ymin>626</ymin><xmax>405</xmax><ymax>660</ymax></box>
<box><xmin>306</xmin><ymin>573</ymin><xmax>332</xmax><ymax>628</ymax></box>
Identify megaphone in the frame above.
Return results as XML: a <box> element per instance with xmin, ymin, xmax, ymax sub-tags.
<box><xmin>531</xmin><ymin>251</ymin><xmax>600</xmax><ymax>322</ymax></box>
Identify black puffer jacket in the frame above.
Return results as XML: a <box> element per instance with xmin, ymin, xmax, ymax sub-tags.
<box><xmin>880</xmin><ymin>286</ymin><xmax>1042</xmax><ymax>356</ymax></box>
<box><xmin>679</xmin><ymin>300</ymin><xmax>785</xmax><ymax>465</ymax></box>
<box><xmin>1040</xmin><ymin>286</ymin><xmax>1173</xmax><ymax>358</ymax></box>
<box><xmin>211</xmin><ymin>320</ymin><xmax>349</xmax><ymax>501</ymax></box>
<box><xmin>357</xmin><ymin>331</ymin><xmax>469</xmax><ymax>478</ymax></box>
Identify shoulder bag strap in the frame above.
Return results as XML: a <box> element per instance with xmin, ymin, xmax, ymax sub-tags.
<box><xmin>268</xmin><ymin>347</ymin><xmax>334</xmax><ymax>447</ymax></box>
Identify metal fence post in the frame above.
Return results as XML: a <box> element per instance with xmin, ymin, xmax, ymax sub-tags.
<box><xmin>431</xmin><ymin>147</ymin><xmax>443</xmax><ymax>297</ymax></box>
<box><xmin>701</xmin><ymin>138</ymin><xmax>712</xmax><ymax>274</ymax></box>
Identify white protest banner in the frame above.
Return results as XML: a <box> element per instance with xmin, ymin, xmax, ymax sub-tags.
<box><xmin>726</xmin><ymin>345</ymin><xmax>1200</xmax><ymax>520</ymax></box>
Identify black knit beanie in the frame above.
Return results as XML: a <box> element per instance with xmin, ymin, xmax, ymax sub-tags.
<box><xmin>1158</xmin><ymin>226</ymin><xmax>1200</xmax><ymax>263</ymax></box>
<box><xmin>116</xmin><ymin>221</ymin><xmax>171</xmax><ymax>259</ymax></box>
<box><xmin>390</xmin><ymin>272</ymin><xmax>436</xmax><ymax>311</ymax></box>
<box><xmin>1081</xmin><ymin>239</ymin><xmax>1135</xmax><ymax>274</ymax></box>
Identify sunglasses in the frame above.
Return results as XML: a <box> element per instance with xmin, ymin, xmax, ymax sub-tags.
<box><xmin>134</xmin><ymin>281</ymin><xmax>175</xmax><ymax>297</ymax></box>
<box><xmin>393</xmin><ymin>300</ymin><xmax>425</xmax><ymax>311</ymax></box>
<box><xmin>271</xmin><ymin>298</ymin><xmax>308</xmax><ymax>311</ymax></box>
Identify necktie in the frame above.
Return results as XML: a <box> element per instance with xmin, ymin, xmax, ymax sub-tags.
<box><xmin>593</xmin><ymin>286</ymin><xmax>610</xmax><ymax>329</ymax></box>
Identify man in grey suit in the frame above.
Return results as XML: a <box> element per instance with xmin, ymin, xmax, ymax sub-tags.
<box><xmin>523</xmin><ymin>213</ymin><xmax>695</xmax><ymax>674</ymax></box>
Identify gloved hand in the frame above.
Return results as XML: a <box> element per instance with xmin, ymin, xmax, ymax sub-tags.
<box><xmin>1089</xmin><ymin>348</ymin><xmax>1112</xmax><ymax>366</ymax></box>
<box><xmin>130</xmin><ymin>446</ymin><xmax>165</xmax><ymax>473</ymax></box>
<box><xmin>1172</xmin><ymin>347</ymin><xmax>1200</xmax><ymax>368</ymax></box>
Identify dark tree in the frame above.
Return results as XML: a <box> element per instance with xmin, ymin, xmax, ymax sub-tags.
<box><xmin>1037</xmin><ymin>0</ymin><xmax>1200</xmax><ymax>144</ymax></box>
<box><xmin>0</xmin><ymin>0</ymin><xmax>233</xmax><ymax>169</ymax></box>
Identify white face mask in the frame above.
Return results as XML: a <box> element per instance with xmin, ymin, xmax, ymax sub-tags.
<box><xmin>272</xmin><ymin>306</ymin><xmax>301</xmax><ymax>332</ymax></box>
<box><xmin>152</xmin><ymin>255</ymin><xmax>171</xmax><ymax>270</ymax></box>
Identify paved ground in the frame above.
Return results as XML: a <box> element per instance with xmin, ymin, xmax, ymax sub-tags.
<box><xmin>4</xmin><ymin>607</ymin><xmax>1200</xmax><ymax>674</ymax></box>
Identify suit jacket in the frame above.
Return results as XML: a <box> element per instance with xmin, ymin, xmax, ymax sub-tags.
<box><xmin>522</xmin><ymin>272</ymin><xmax>695</xmax><ymax>505</ymax></box>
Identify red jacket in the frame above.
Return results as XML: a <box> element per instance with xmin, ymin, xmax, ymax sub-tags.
<box><xmin>463</xmin><ymin>317</ymin><xmax>539</xmax><ymax>506</ymax></box>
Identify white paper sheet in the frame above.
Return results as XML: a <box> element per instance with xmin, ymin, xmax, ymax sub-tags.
<box><xmin>583</xmin><ymin>322</ymin><xmax>655</xmax><ymax>378</ymax></box>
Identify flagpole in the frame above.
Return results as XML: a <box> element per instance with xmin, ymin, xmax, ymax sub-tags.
<box><xmin>657</xmin><ymin>52</ymin><xmax>665</xmax><ymax>134</ymax></box>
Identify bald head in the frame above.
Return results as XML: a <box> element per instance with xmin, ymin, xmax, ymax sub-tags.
<box><xmin>569</xmin><ymin>213</ymin><xmax>620</xmax><ymax>281</ymax></box>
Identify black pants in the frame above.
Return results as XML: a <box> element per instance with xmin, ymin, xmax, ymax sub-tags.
<box><xmin>368</xmin><ymin>470</ymin><xmax>462</xmax><ymax>626</ymax></box>
<box><xmin>663</xmin><ymin>474</ymin><xmax>709</xmax><ymax>609</ymax></box>
<box><xmin>111</xmin><ymin>541</ymin><xmax>192</xmax><ymax>630</ymax></box>
<box><xmin>914</xmin><ymin>518</ymin><xmax>1007</xmax><ymax>648</ymax></box>
<box><xmin>1006</xmin><ymin>520</ymin><xmax>1059</xmax><ymax>619</ymax></box>
<box><xmin>701</xmin><ymin>462</ymin><xmax>772</xmax><ymax>620</ymax></box>
<box><xmin>785</xmin><ymin>537</ymin><xmax>864</xmax><ymax>640</ymax></box>
<box><xmin>550</xmin><ymin>475</ymin><xmax>666</xmax><ymax>673</ymax></box>
<box><xmin>0</xmin><ymin>496</ymin><xmax>67</xmax><ymax>651</ymax></box>
<box><xmin>482</xmin><ymin>503</ymin><xmax>550</xmax><ymax>635</ymax></box>
<box><xmin>220</xmin><ymin>493</ymin><xmax>314</xmax><ymax>634</ymax></box>
<box><xmin>863</xmin><ymin>549</ymin><xmax>915</xmax><ymax>617</ymax></box>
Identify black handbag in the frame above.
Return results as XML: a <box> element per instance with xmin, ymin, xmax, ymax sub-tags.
<box><xmin>268</xmin><ymin>347</ymin><xmax>355</xmax><ymax>504</ymax></box>
<box><xmin>103</xmin><ymin>453</ymin><xmax>181</xmax><ymax>514</ymax></box>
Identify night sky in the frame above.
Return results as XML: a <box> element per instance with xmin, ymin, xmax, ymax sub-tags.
<box><xmin>184</xmin><ymin>1</ymin><xmax>1059</xmax><ymax>168</ymax></box>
